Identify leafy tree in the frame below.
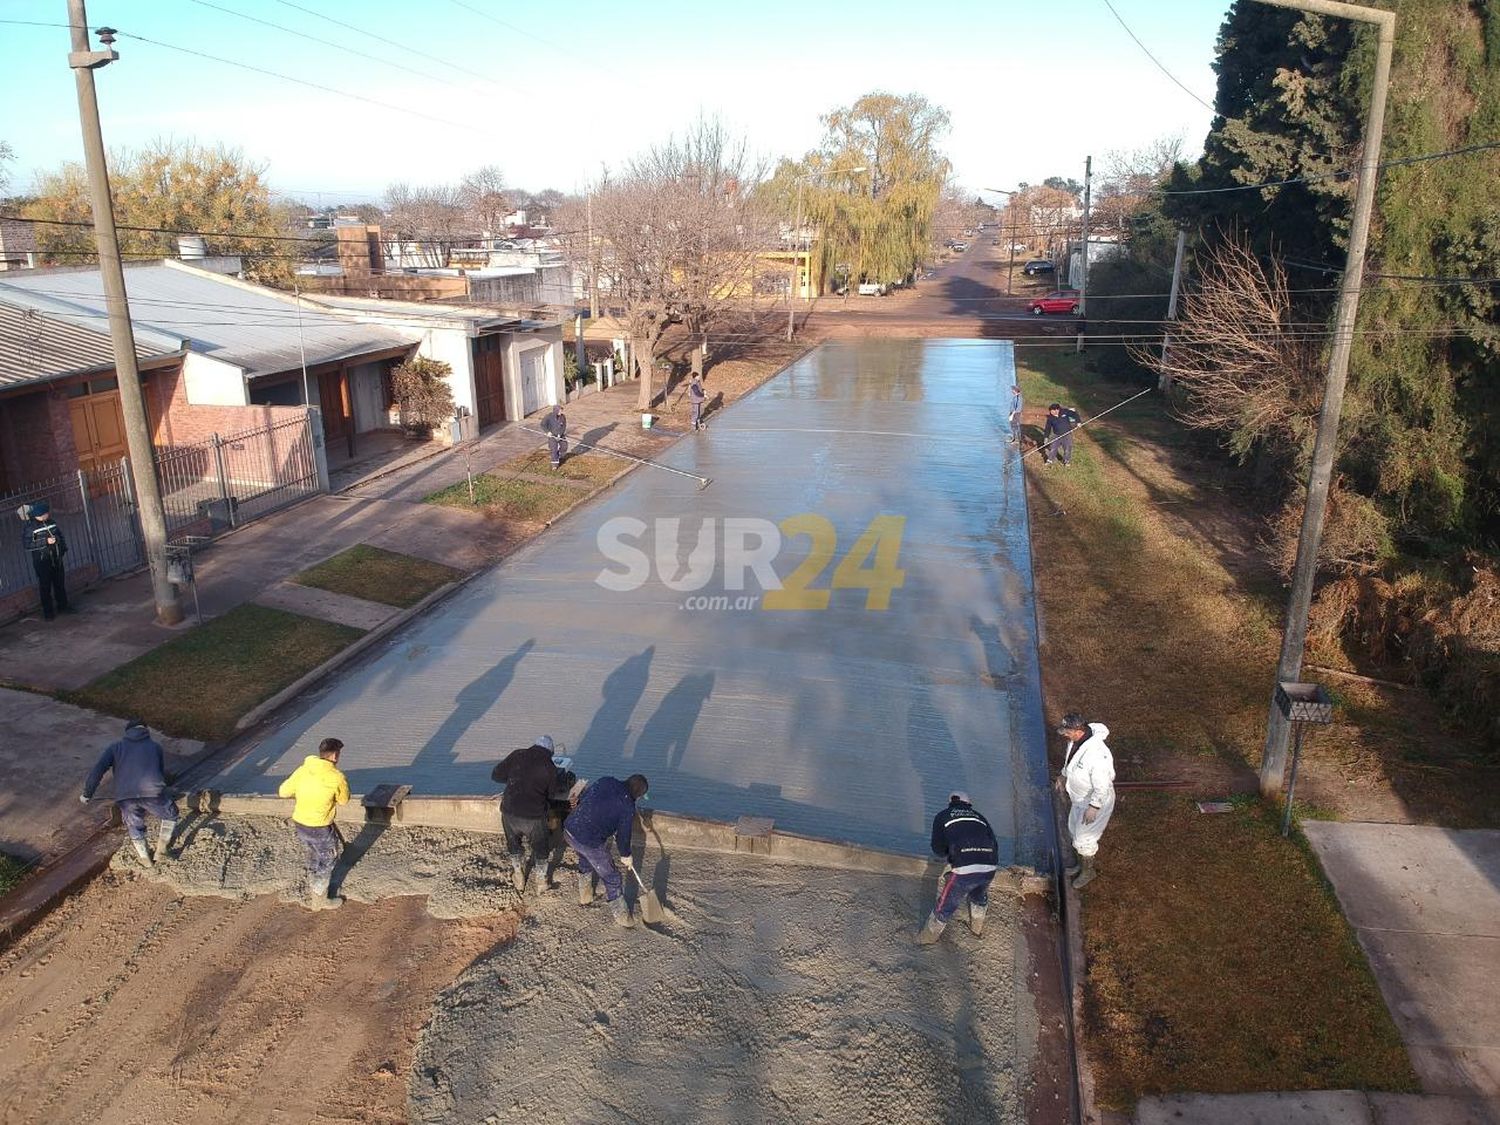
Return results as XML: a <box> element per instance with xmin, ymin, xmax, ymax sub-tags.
<box><xmin>23</xmin><ymin>139</ymin><xmax>292</xmax><ymax>285</ymax></box>
<box><xmin>791</xmin><ymin>93</ymin><xmax>952</xmax><ymax>288</ymax></box>
<box><xmin>390</xmin><ymin>356</ymin><xmax>455</xmax><ymax>434</ymax></box>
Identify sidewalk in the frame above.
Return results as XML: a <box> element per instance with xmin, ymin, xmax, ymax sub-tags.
<box><xmin>0</xmin><ymin>381</ymin><xmax>671</xmax><ymax>695</ymax></box>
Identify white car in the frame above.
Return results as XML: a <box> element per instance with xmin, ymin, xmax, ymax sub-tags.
<box><xmin>856</xmin><ymin>281</ymin><xmax>887</xmax><ymax>296</ymax></box>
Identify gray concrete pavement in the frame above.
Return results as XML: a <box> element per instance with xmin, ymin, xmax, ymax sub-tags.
<box><xmin>0</xmin><ymin>688</ymin><xmax>202</xmax><ymax>864</ymax></box>
<box><xmin>210</xmin><ymin>339</ymin><xmax>1052</xmax><ymax>863</ymax></box>
<box><xmin>1304</xmin><ymin>821</ymin><xmax>1500</xmax><ymax>1098</ymax></box>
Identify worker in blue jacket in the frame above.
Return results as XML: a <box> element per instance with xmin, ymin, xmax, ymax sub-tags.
<box><xmin>81</xmin><ymin>718</ymin><xmax>178</xmax><ymax>869</ymax></box>
<box><xmin>919</xmin><ymin>791</ymin><xmax>1000</xmax><ymax>945</ymax></box>
<box><xmin>565</xmin><ymin>773</ymin><xmax>649</xmax><ymax>928</ymax></box>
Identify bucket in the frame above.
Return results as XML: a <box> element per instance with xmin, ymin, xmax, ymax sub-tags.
<box><xmin>641</xmin><ymin>413</ymin><xmax>654</xmax><ymax>429</ymax></box>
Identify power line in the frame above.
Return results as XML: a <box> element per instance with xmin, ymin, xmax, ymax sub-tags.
<box><xmin>1099</xmin><ymin>0</ymin><xmax>1215</xmax><ymax>112</ymax></box>
<box><xmin>1156</xmin><ymin>138</ymin><xmax>1500</xmax><ymax>196</ymax></box>
<box><xmin>442</xmin><ymin>0</ymin><xmax>571</xmax><ymax>57</ymax></box>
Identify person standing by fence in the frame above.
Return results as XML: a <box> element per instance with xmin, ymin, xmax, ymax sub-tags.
<box><xmin>19</xmin><ymin>501</ymin><xmax>70</xmax><ymax>619</ymax></box>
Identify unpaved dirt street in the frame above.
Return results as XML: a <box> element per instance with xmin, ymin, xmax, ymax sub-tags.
<box><xmin>411</xmin><ymin>849</ymin><xmax>1036</xmax><ymax>1125</ymax></box>
<box><xmin>0</xmin><ymin>857</ymin><xmax>510</xmax><ymax>1124</ymax></box>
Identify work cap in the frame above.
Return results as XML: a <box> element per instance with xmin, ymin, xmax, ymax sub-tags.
<box><xmin>950</xmin><ymin>790</ymin><xmax>972</xmax><ymax>804</ymax></box>
<box><xmin>124</xmin><ymin>717</ymin><xmax>147</xmax><ymax>732</ymax></box>
<box><xmin>30</xmin><ymin>500</ymin><xmax>51</xmax><ymax>518</ymax></box>
<box><xmin>535</xmin><ymin>735</ymin><xmax>555</xmax><ymax>752</ymax></box>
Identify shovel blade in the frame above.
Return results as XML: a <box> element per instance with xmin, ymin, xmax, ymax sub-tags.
<box><xmin>641</xmin><ymin>888</ymin><xmax>664</xmax><ymax>924</ymax></box>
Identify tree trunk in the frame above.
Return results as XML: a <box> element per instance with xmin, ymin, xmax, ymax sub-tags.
<box><xmin>692</xmin><ymin>334</ymin><xmax>706</xmax><ymax>379</ymax></box>
<box><xmin>633</xmin><ymin>333</ymin><xmax>653</xmax><ymax>412</ymax></box>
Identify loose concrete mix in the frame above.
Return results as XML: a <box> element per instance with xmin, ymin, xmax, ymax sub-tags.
<box><xmin>122</xmin><ymin>813</ymin><xmax>1034</xmax><ymax>1124</ymax></box>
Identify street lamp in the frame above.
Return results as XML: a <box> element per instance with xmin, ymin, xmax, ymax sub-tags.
<box><xmin>787</xmin><ymin>164</ymin><xmax>867</xmax><ymax>342</ymax></box>
<box><xmin>982</xmin><ymin>187</ymin><xmax>1022</xmax><ymax>295</ymax></box>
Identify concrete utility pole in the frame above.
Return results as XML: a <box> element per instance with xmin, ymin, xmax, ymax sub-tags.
<box><xmin>1075</xmin><ymin>155</ymin><xmax>1092</xmax><ymax>353</ymax></box>
<box><xmin>1257</xmin><ymin>0</ymin><xmax>1396</xmax><ymax>799</ymax></box>
<box><xmin>66</xmin><ymin>0</ymin><xmax>181</xmax><ymax>625</ymax></box>
<box><xmin>1159</xmin><ymin>227</ymin><xmax>1188</xmax><ymax>390</ymax></box>
<box><xmin>787</xmin><ymin>176</ymin><xmax>804</xmax><ymax>343</ymax></box>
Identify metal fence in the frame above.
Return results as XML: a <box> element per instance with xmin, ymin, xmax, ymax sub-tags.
<box><xmin>2</xmin><ymin>413</ymin><xmax>320</xmax><ymax>603</ymax></box>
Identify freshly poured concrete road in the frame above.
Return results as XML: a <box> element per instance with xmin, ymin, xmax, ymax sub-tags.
<box><xmin>214</xmin><ymin>340</ymin><xmax>1051</xmax><ymax>863</ymax></box>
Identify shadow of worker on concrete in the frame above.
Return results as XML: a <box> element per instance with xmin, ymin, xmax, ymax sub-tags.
<box><xmin>412</xmin><ymin>638</ymin><xmax>537</xmax><ymax>775</ymax></box>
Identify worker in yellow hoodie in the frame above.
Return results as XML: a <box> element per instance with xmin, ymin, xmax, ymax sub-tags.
<box><xmin>277</xmin><ymin>737</ymin><xmax>350</xmax><ymax>910</ymax></box>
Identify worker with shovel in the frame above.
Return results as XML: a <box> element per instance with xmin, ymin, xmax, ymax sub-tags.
<box><xmin>81</xmin><ymin>718</ymin><xmax>179</xmax><ymax>869</ymax></box>
<box><xmin>918</xmin><ymin>791</ymin><xmax>1000</xmax><ymax>945</ymax></box>
<box><xmin>491</xmin><ymin>734</ymin><xmax>569</xmax><ymax>892</ymax></box>
<box><xmin>277</xmin><ymin>737</ymin><xmax>350</xmax><ymax>910</ymax></box>
<box><xmin>565</xmin><ymin>773</ymin><xmax>649</xmax><ymax>929</ymax></box>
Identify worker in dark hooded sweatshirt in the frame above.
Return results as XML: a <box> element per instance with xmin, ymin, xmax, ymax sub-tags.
<box><xmin>491</xmin><ymin>734</ymin><xmax>566</xmax><ymax>893</ymax></box>
<box><xmin>81</xmin><ymin>718</ymin><xmax>178</xmax><ymax>869</ymax></box>
<box><xmin>565</xmin><ymin>773</ymin><xmax>649</xmax><ymax>929</ymax></box>
<box><xmin>919</xmin><ymin>790</ymin><xmax>1000</xmax><ymax>945</ymax></box>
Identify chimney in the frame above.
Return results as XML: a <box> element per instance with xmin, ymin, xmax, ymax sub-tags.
<box><xmin>336</xmin><ymin>224</ymin><xmax>383</xmax><ymax>278</ymax></box>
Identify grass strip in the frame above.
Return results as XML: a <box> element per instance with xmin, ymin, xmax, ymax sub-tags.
<box><xmin>425</xmin><ymin>474</ymin><xmax>581</xmax><ymax>523</ymax></box>
<box><xmin>292</xmin><ymin>544</ymin><xmax>461</xmax><ymax>609</ymax></box>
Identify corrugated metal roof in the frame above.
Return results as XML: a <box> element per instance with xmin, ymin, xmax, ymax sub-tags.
<box><xmin>0</xmin><ymin>295</ymin><xmax>180</xmax><ymax>390</ymax></box>
<box><xmin>0</xmin><ymin>262</ymin><xmax>416</xmax><ymax>378</ymax></box>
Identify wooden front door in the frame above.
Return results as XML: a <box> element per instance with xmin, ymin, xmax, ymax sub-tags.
<box><xmin>317</xmin><ymin>367</ymin><xmax>353</xmax><ymax>456</ymax></box>
<box><xmin>69</xmin><ymin>389</ymin><xmax>129</xmax><ymax>473</ymax></box>
<box><xmin>474</xmin><ymin>346</ymin><xmax>506</xmax><ymax>428</ymax></box>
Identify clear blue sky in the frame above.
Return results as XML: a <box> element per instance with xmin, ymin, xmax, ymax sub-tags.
<box><xmin>0</xmin><ymin>0</ymin><xmax>1228</xmax><ymax>203</ymax></box>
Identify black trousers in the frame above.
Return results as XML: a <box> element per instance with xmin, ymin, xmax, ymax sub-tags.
<box><xmin>33</xmin><ymin>557</ymin><xmax>68</xmax><ymax>617</ymax></box>
<box><xmin>502</xmin><ymin>810</ymin><xmax>551</xmax><ymax>865</ymax></box>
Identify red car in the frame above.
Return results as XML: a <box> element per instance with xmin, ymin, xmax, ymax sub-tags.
<box><xmin>1030</xmin><ymin>289</ymin><xmax>1081</xmax><ymax>316</ymax></box>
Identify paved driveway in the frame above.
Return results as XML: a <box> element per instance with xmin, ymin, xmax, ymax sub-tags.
<box><xmin>212</xmin><ymin>340</ymin><xmax>1050</xmax><ymax>863</ymax></box>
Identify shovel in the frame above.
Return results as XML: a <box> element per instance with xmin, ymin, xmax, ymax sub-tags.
<box><xmin>624</xmin><ymin>861</ymin><xmax>664</xmax><ymax>925</ymax></box>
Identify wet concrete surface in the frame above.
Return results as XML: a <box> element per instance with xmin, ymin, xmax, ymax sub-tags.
<box><xmin>211</xmin><ymin>340</ymin><xmax>1050</xmax><ymax>863</ymax></box>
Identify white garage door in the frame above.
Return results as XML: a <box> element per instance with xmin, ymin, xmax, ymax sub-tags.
<box><xmin>520</xmin><ymin>347</ymin><xmax>546</xmax><ymax>416</ymax></box>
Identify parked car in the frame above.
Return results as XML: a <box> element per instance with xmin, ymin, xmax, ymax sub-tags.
<box><xmin>1030</xmin><ymin>289</ymin><xmax>1080</xmax><ymax>315</ymax></box>
<box><xmin>857</xmin><ymin>281</ymin><xmax>887</xmax><ymax>296</ymax></box>
<box><xmin>1022</xmin><ymin>259</ymin><xmax>1055</xmax><ymax>275</ymax></box>
<box><xmin>952</xmin><ymin>241</ymin><xmax>969</xmax><ymax>252</ymax></box>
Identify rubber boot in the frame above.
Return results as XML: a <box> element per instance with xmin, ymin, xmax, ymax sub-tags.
<box><xmin>155</xmin><ymin>820</ymin><xmax>178</xmax><ymax>865</ymax></box>
<box><xmin>917</xmin><ymin>913</ymin><xmax>946</xmax><ymax>945</ymax></box>
<box><xmin>1072</xmin><ymin>854</ymin><xmax>1099</xmax><ymax>890</ymax></box>
<box><xmin>577</xmin><ymin>871</ymin><xmax>594</xmax><ymax>906</ymax></box>
<box><xmin>511</xmin><ymin>857</ymin><xmax>526</xmax><ymax>893</ymax></box>
<box><xmin>308</xmin><ymin>874</ymin><xmax>344</xmax><ymax>910</ymax></box>
<box><xmin>129</xmin><ymin>836</ymin><xmax>154</xmax><ymax>868</ymax></box>
<box><xmin>609</xmin><ymin>896</ymin><xmax>634</xmax><ymax>929</ymax></box>
<box><xmin>532</xmin><ymin>859</ymin><xmax>551</xmax><ymax>892</ymax></box>
<box><xmin>969</xmin><ymin>901</ymin><xmax>987</xmax><ymax>937</ymax></box>
<box><xmin>1064</xmin><ymin>861</ymin><xmax>1082</xmax><ymax>879</ymax></box>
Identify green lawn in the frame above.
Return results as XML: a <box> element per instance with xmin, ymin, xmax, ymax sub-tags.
<box><xmin>292</xmin><ymin>544</ymin><xmax>461</xmax><ymax>609</ymax></box>
<box><xmin>425</xmin><ymin>473</ymin><xmax>582</xmax><ymax>523</ymax></box>
<box><xmin>67</xmin><ymin>604</ymin><xmax>363</xmax><ymax>743</ymax></box>
<box><xmin>506</xmin><ymin>448</ymin><xmax>623</xmax><ymax>485</ymax></box>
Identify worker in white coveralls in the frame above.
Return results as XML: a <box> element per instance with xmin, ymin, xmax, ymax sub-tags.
<box><xmin>1055</xmin><ymin>713</ymin><xmax>1116</xmax><ymax>889</ymax></box>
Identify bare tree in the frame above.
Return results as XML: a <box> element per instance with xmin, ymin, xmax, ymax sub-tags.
<box><xmin>1140</xmin><ymin>234</ymin><xmax>1322</xmax><ymax>459</ymax></box>
<box><xmin>460</xmin><ymin>165</ymin><xmax>509</xmax><ymax>238</ymax></box>
<box><xmin>1094</xmin><ymin>134</ymin><xmax>1186</xmax><ymax>233</ymax></box>
<box><xmin>382</xmin><ymin>181</ymin><xmax>468</xmax><ymax>267</ymax></box>
<box><xmin>590</xmin><ymin>119</ymin><xmax>768</xmax><ymax>409</ymax></box>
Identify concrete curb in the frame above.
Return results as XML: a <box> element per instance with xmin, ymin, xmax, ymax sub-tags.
<box><xmin>190</xmin><ymin>790</ymin><xmax>1045</xmax><ymax>892</ymax></box>
<box><xmin>233</xmin><ymin>576</ymin><xmax>470</xmax><ymax>733</ymax></box>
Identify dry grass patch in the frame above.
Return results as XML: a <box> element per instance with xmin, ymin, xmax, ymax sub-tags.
<box><xmin>506</xmin><ymin>449</ymin><xmax>622</xmax><ymax>486</ymax></box>
<box><xmin>425</xmin><ymin>474</ymin><xmax>582</xmax><ymax>524</ymax></box>
<box><xmin>67</xmin><ymin>604</ymin><xmax>363</xmax><ymax>742</ymax></box>
<box><xmin>292</xmin><ymin>544</ymin><xmax>462</xmax><ymax>609</ymax></box>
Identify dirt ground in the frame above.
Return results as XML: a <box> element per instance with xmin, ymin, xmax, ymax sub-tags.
<box><xmin>410</xmin><ymin>849</ymin><xmax>1035</xmax><ymax>1125</ymax></box>
<box><xmin>0</xmin><ymin>871</ymin><xmax>509</xmax><ymax>1124</ymax></box>
<box><xmin>0</xmin><ymin>817</ymin><xmax>1041</xmax><ymax>1125</ymax></box>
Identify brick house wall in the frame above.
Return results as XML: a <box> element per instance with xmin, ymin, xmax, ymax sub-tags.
<box><xmin>146</xmin><ymin>363</ymin><xmax>306</xmax><ymax>449</ymax></box>
<box><xmin>0</xmin><ymin>386</ymin><xmax>81</xmax><ymax>489</ymax></box>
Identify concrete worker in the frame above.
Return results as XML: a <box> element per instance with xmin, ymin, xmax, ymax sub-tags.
<box><xmin>1041</xmin><ymin>403</ymin><xmax>1081</xmax><ymax>467</ymax></box>
<box><xmin>20</xmin><ymin>500</ymin><xmax>71</xmax><ymax>620</ymax></box>
<box><xmin>688</xmin><ymin>373</ymin><xmax>706</xmax><ymax>431</ymax></box>
<box><xmin>542</xmin><ymin>402</ymin><xmax>568</xmax><ymax>469</ymax></box>
<box><xmin>277</xmin><ymin>737</ymin><xmax>351</xmax><ymax>910</ymax></box>
<box><xmin>564</xmin><ymin>773</ymin><xmax>649</xmax><ymax>929</ymax></box>
<box><xmin>491</xmin><ymin>734</ymin><xmax>568</xmax><ymax>893</ymax></box>
<box><xmin>1007</xmin><ymin>382</ymin><xmax>1023</xmax><ymax>446</ymax></box>
<box><xmin>81</xmin><ymin>718</ymin><xmax>178</xmax><ymax>869</ymax></box>
<box><xmin>1055</xmin><ymin>713</ymin><xmax>1116</xmax><ymax>889</ymax></box>
<box><xmin>919</xmin><ymin>791</ymin><xmax>1000</xmax><ymax>945</ymax></box>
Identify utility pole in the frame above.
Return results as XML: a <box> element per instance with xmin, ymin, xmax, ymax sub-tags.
<box><xmin>1075</xmin><ymin>155</ymin><xmax>1092</xmax><ymax>353</ymax></box>
<box><xmin>787</xmin><ymin>176</ymin><xmax>804</xmax><ymax>343</ymax></box>
<box><xmin>67</xmin><ymin>0</ymin><xmax>181</xmax><ymax>626</ymax></box>
<box><xmin>1159</xmin><ymin>227</ymin><xmax>1188</xmax><ymax>390</ymax></box>
<box><xmin>1257</xmin><ymin>0</ymin><xmax>1396</xmax><ymax>799</ymax></box>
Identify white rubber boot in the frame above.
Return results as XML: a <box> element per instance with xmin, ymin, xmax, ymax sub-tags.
<box><xmin>917</xmin><ymin>913</ymin><xmax>946</xmax><ymax>945</ymax></box>
<box><xmin>129</xmin><ymin>837</ymin><xmax>154</xmax><ymax>868</ymax></box>
<box><xmin>532</xmin><ymin>859</ymin><xmax>551</xmax><ymax>892</ymax></box>
<box><xmin>155</xmin><ymin>820</ymin><xmax>178</xmax><ymax>865</ymax></box>
<box><xmin>577</xmin><ymin>871</ymin><xmax>594</xmax><ymax>905</ymax></box>
<box><xmin>969</xmin><ymin>901</ymin><xmax>987</xmax><ymax>937</ymax></box>
<box><xmin>308</xmin><ymin>874</ymin><xmax>344</xmax><ymax>910</ymax></box>
<box><xmin>510</xmin><ymin>857</ymin><xmax>526</xmax><ymax>893</ymax></box>
<box><xmin>609</xmin><ymin>897</ymin><xmax>634</xmax><ymax>929</ymax></box>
